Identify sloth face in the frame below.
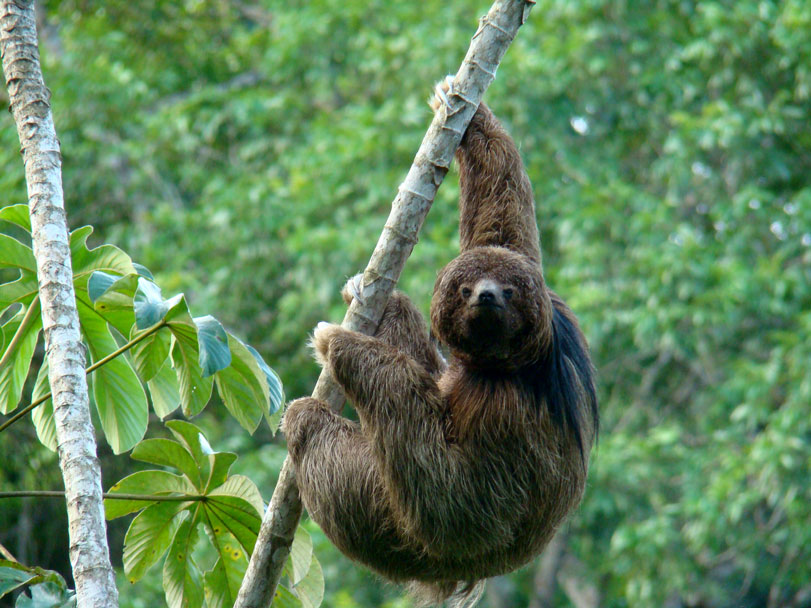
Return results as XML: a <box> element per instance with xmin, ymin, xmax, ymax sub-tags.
<box><xmin>431</xmin><ymin>247</ymin><xmax>549</xmax><ymax>370</ymax></box>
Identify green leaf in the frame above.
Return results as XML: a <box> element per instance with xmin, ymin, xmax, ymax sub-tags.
<box><xmin>0</xmin><ymin>204</ymin><xmax>31</xmax><ymax>232</ymax></box>
<box><xmin>133</xmin><ymin>262</ymin><xmax>154</xmax><ymax>280</ymax></box>
<box><xmin>285</xmin><ymin>526</ymin><xmax>313</xmax><ymax>586</ymax></box>
<box><xmin>134</xmin><ymin>278</ymin><xmax>170</xmax><ymax>329</ymax></box>
<box><xmin>0</xmin><ymin>560</ymin><xmax>72</xmax><ymax>606</ymax></box>
<box><xmin>195</xmin><ymin>315</ymin><xmax>231</xmax><ymax>377</ymax></box>
<box><xmin>267</xmin><ymin>399</ymin><xmax>287</xmax><ymax>437</ymax></box>
<box><xmin>246</xmin><ymin>344</ymin><xmax>285</xmax><ymax>416</ymax></box>
<box><xmin>0</xmin><ymin>272</ymin><xmax>38</xmax><ymax>310</ymax></box>
<box><xmin>123</xmin><ymin>502</ymin><xmax>189</xmax><ymax>583</ymax></box>
<box><xmin>209</xmin><ymin>474</ymin><xmax>265</xmax><ymax>520</ymax></box>
<box><xmin>200</xmin><ymin>526</ymin><xmax>246</xmax><ymax>608</ymax></box>
<box><xmin>202</xmin><ymin>557</ymin><xmax>235</xmax><ymax>608</ymax></box>
<box><xmin>273</xmin><ymin>584</ymin><xmax>303</xmax><ymax>608</ymax></box>
<box><xmin>130</xmin><ymin>323</ymin><xmax>171</xmax><ymax>382</ymax></box>
<box><xmin>0</xmin><ymin>303</ymin><xmax>42</xmax><ymax>414</ymax></box>
<box><xmin>293</xmin><ymin>554</ymin><xmax>324</xmax><ymax>608</ymax></box>
<box><xmin>205</xmin><ymin>452</ymin><xmax>238</xmax><ymax>492</ymax></box>
<box><xmin>0</xmin><ymin>564</ymin><xmax>36</xmax><ymax>598</ymax></box>
<box><xmin>15</xmin><ymin>581</ymin><xmax>76</xmax><ymax>608</ymax></box>
<box><xmin>204</xmin><ymin>494</ymin><xmax>261</xmax><ymax>556</ymax></box>
<box><xmin>202</xmin><ymin>558</ymin><xmax>228</xmax><ymax>608</ymax></box>
<box><xmin>87</xmin><ymin>272</ymin><xmax>138</xmax><ymax>335</ymax></box>
<box><xmin>214</xmin><ymin>335</ymin><xmax>268</xmax><ymax>433</ymax></box>
<box><xmin>78</xmin><ymin>299</ymin><xmax>148</xmax><ymax>454</ymax></box>
<box><xmin>166</xmin><ymin>420</ymin><xmax>210</xmax><ymax>482</ymax></box>
<box><xmin>105</xmin><ymin>470</ymin><xmax>194</xmax><ymax>520</ymax></box>
<box><xmin>163</xmin><ymin>517</ymin><xmax>204</xmax><ymax>608</ymax></box>
<box><xmin>69</xmin><ymin>226</ymin><xmax>136</xmax><ymax>286</ymax></box>
<box><xmin>170</xmin><ymin>335</ymin><xmax>214</xmax><ymax>417</ymax></box>
<box><xmin>31</xmin><ymin>360</ymin><xmax>56</xmax><ymax>451</ymax></box>
<box><xmin>87</xmin><ymin>271</ymin><xmax>122</xmax><ymax>303</ymax></box>
<box><xmin>166</xmin><ymin>297</ymin><xmax>214</xmax><ymax>416</ymax></box>
<box><xmin>131</xmin><ymin>438</ymin><xmax>201</xmax><ymax>488</ymax></box>
<box><xmin>0</xmin><ymin>234</ymin><xmax>36</xmax><ymax>273</ymax></box>
<box><xmin>147</xmin><ymin>362</ymin><xmax>181</xmax><ymax>419</ymax></box>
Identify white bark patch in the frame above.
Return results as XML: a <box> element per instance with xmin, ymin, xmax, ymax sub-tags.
<box><xmin>1</xmin><ymin>2</ymin><xmax>119</xmax><ymax>606</ymax></box>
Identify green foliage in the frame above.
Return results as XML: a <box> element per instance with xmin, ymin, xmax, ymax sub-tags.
<box><xmin>0</xmin><ymin>204</ymin><xmax>283</xmax><ymax>453</ymax></box>
<box><xmin>0</xmin><ymin>560</ymin><xmax>76</xmax><ymax>607</ymax></box>
<box><xmin>2</xmin><ymin>0</ymin><xmax>811</xmax><ymax>606</ymax></box>
<box><xmin>104</xmin><ymin>420</ymin><xmax>322</xmax><ymax>608</ymax></box>
<box><xmin>280</xmin><ymin>527</ymin><xmax>325</xmax><ymax>608</ymax></box>
<box><xmin>106</xmin><ymin>420</ymin><xmax>264</xmax><ymax>608</ymax></box>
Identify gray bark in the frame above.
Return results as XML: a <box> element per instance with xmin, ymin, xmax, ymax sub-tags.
<box><xmin>0</xmin><ymin>2</ymin><xmax>119</xmax><ymax>606</ymax></box>
<box><xmin>235</xmin><ymin>1</ymin><xmax>536</xmax><ymax>607</ymax></box>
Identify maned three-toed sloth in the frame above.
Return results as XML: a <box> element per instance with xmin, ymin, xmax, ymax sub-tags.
<box><xmin>283</xmin><ymin>80</ymin><xmax>598</xmax><ymax>605</ymax></box>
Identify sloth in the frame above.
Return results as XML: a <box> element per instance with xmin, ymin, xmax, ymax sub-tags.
<box><xmin>283</xmin><ymin>80</ymin><xmax>598</xmax><ymax>605</ymax></box>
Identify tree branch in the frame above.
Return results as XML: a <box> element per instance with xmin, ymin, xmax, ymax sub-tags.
<box><xmin>0</xmin><ymin>490</ymin><xmax>206</xmax><ymax>502</ymax></box>
<box><xmin>235</xmin><ymin>2</ymin><xmax>535</xmax><ymax>606</ymax></box>
<box><xmin>0</xmin><ymin>2</ymin><xmax>119</xmax><ymax>606</ymax></box>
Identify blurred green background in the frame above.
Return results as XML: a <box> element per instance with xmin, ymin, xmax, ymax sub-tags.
<box><xmin>1</xmin><ymin>0</ymin><xmax>810</xmax><ymax>606</ymax></box>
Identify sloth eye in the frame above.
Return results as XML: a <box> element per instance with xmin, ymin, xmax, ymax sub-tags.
<box><xmin>461</xmin><ymin>287</ymin><xmax>472</xmax><ymax>298</ymax></box>
<box><xmin>502</xmin><ymin>288</ymin><xmax>514</xmax><ymax>299</ymax></box>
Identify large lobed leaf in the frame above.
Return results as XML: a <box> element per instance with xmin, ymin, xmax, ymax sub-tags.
<box><xmin>106</xmin><ymin>422</ymin><xmax>270</xmax><ymax>608</ymax></box>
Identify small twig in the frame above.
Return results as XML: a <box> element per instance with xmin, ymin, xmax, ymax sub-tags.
<box><xmin>85</xmin><ymin>319</ymin><xmax>168</xmax><ymax>376</ymax></box>
<box><xmin>0</xmin><ymin>490</ymin><xmax>203</xmax><ymax>502</ymax></box>
<box><xmin>0</xmin><ymin>319</ymin><xmax>168</xmax><ymax>434</ymax></box>
<box><xmin>0</xmin><ymin>540</ymin><xmax>17</xmax><ymax>561</ymax></box>
<box><xmin>0</xmin><ymin>295</ymin><xmax>40</xmax><ymax>369</ymax></box>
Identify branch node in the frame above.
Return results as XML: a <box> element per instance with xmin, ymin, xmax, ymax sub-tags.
<box><xmin>470</xmin><ymin>58</ymin><xmax>498</xmax><ymax>79</ymax></box>
<box><xmin>383</xmin><ymin>223</ymin><xmax>420</xmax><ymax>246</ymax></box>
<box><xmin>365</xmin><ymin>270</ymin><xmax>399</xmax><ymax>286</ymax></box>
<box><xmin>477</xmin><ymin>15</ymin><xmax>512</xmax><ymax>40</ymax></box>
<box><xmin>349</xmin><ymin>308</ymin><xmax>379</xmax><ymax>326</ymax></box>
<box><xmin>425</xmin><ymin>157</ymin><xmax>451</xmax><ymax>171</ymax></box>
<box><xmin>440</xmin><ymin>124</ymin><xmax>465</xmax><ymax>136</ymax></box>
<box><xmin>398</xmin><ymin>185</ymin><xmax>433</xmax><ymax>202</ymax></box>
<box><xmin>453</xmin><ymin>89</ymin><xmax>478</xmax><ymax>107</ymax></box>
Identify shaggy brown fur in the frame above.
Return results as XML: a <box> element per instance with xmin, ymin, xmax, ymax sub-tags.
<box><xmin>283</xmin><ymin>87</ymin><xmax>598</xmax><ymax>605</ymax></box>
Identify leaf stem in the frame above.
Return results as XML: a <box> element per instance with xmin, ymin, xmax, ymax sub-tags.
<box><xmin>0</xmin><ymin>319</ymin><xmax>169</xmax><ymax>433</ymax></box>
<box><xmin>0</xmin><ymin>540</ymin><xmax>17</xmax><ymax>561</ymax></box>
<box><xmin>86</xmin><ymin>319</ymin><xmax>169</xmax><ymax>375</ymax></box>
<box><xmin>0</xmin><ymin>294</ymin><xmax>40</xmax><ymax>369</ymax></box>
<box><xmin>0</xmin><ymin>490</ymin><xmax>203</xmax><ymax>502</ymax></box>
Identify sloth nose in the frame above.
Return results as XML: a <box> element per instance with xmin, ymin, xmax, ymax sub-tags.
<box><xmin>477</xmin><ymin>290</ymin><xmax>496</xmax><ymax>304</ymax></box>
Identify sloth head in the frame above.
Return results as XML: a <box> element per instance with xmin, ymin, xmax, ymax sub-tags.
<box><xmin>431</xmin><ymin>247</ymin><xmax>552</xmax><ymax>370</ymax></box>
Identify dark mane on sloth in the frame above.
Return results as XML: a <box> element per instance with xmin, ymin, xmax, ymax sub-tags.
<box><xmin>528</xmin><ymin>302</ymin><xmax>598</xmax><ymax>464</ymax></box>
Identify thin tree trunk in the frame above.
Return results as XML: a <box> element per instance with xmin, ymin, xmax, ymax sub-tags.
<box><xmin>0</xmin><ymin>2</ymin><xmax>119</xmax><ymax>607</ymax></box>
<box><xmin>235</xmin><ymin>1</ymin><xmax>536</xmax><ymax>606</ymax></box>
<box><xmin>529</xmin><ymin>532</ymin><xmax>567</xmax><ymax>608</ymax></box>
<box><xmin>559</xmin><ymin>553</ymin><xmax>601</xmax><ymax>608</ymax></box>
